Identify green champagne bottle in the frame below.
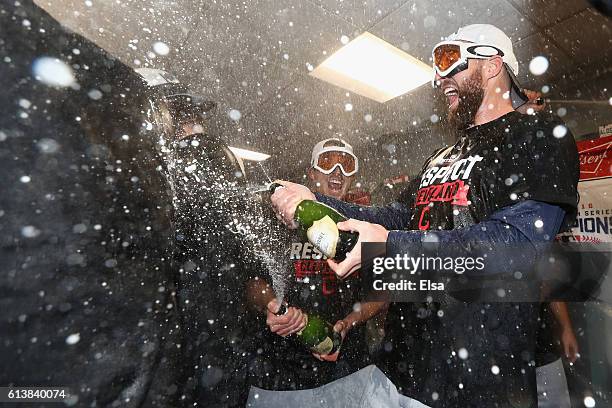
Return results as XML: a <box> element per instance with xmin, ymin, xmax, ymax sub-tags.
<box><xmin>275</xmin><ymin>304</ymin><xmax>342</xmax><ymax>355</ymax></box>
<box><xmin>269</xmin><ymin>183</ymin><xmax>358</xmax><ymax>261</ymax></box>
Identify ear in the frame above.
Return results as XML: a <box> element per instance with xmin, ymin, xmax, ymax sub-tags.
<box><xmin>307</xmin><ymin>168</ymin><xmax>316</xmax><ymax>181</ymax></box>
<box><xmin>484</xmin><ymin>56</ymin><xmax>504</xmax><ymax>81</ymax></box>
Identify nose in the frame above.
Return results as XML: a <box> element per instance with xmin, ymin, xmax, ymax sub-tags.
<box><xmin>331</xmin><ymin>165</ymin><xmax>343</xmax><ymax>176</ymax></box>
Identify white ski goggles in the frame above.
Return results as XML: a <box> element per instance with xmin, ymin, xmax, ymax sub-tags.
<box><xmin>431</xmin><ymin>40</ymin><xmax>505</xmax><ymax>84</ymax></box>
<box><xmin>312</xmin><ymin>149</ymin><xmax>358</xmax><ymax>177</ymax></box>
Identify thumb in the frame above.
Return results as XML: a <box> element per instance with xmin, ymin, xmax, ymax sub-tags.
<box><xmin>333</xmin><ymin>320</ymin><xmax>347</xmax><ymax>333</ymax></box>
<box><xmin>337</xmin><ymin>219</ymin><xmax>359</xmax><ymax>232</ymax></box>
<box><xmin>266</xmin><ymin>299</ymin><xmax>281</xmax><ymax>314</ymax></box>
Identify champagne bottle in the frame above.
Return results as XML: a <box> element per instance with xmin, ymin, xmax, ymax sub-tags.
<box><xmin>275</xmin><ymin>304</ymin><xmax>342</xmax><ymax>355</ymax></box>
<box><xmin>269</xmin><ymin>183</ymin><xmax>358</xmax><ymax>261</ymax></box>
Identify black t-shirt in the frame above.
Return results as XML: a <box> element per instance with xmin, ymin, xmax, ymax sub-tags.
<box><xmin>408</xmin><ymin>111</ymin><xmax>579</xmax><ymax>232</ymax></box>
<box><xmin>387</xmin><ymin>111</ymin><xmax>579</xmax><ymax>407</ymax></box>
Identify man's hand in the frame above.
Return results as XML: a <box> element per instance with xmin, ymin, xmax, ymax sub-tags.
<box><xmin>270</xmin><ymin>180</ymin><xmax>316</xmax><ymax>229</ymax></box>
<box><xmin>266</xmin><ymin>299</ymin><xmax>307</xmax><ymax>337</ymax></box>
<box><xmin>516</xmin><ymin>89</ymin><xmax>546</xmax><ymax>114</ymax></box>
<box><xmin>561</xmin><ymin>327</ymin><xmax>579</xmax><ymax>363</ymax></box>
<box><xmin>328</xmin><ymin>219</ymin><xmax>389</xmax><ymax>279</ymax></box>
<box><xmin>312</xmin><ymin>319</ymin><xmax>351</xmax><ymax>362</ymax></box>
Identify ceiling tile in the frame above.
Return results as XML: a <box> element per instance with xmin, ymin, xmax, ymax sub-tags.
<box><xmin>506</xmin><ymin>0</ymin><xmax>589</xmax><ymax>28</ymax></box>
<box><xmin>513</xmin><ymin>33</ymin><xmax>574</xmax><ymax>89</ymax></box>
<box><xmin>34</xmin><ymin>0</ymin><xmax>200</xmax><ymax>68</ymax></box>
<box><xmin>309</xmin><ymin>0</ymin><xmax>407</xmax><ymax>30</ymax></box>
<box><xmin>224</xmin><ymin>0</ymin><xmax>358</xmax><ymax>70</ymax></box>
<box><xmin>175</xmin><ymin>8</ymin><xmax>301</xmax><ymax>115</ymax></box>
<box><xmin>370</xmin><ymin>0</ymin><xmax>536</xmax><ymax>64</ymax></box>
<box><xmin>546</xmin><ymin>8</ymin><xmax>612</xmax><ymax>65</ymax></box>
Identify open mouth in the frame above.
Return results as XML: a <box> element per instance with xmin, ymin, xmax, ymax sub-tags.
<box><xmin>443</xmin><ymin>86</ymin><xmax>459</xmax><ymax>109</ymax></box>
<box><xmin>328</xmin><ymin>178</ymin><xmax>343</xmax><ymax>192</ymax></box>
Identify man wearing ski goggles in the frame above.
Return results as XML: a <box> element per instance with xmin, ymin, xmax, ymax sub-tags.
<box><xmin>308</xmin><ymin>138</ymin><xmax>359</xmax><ymax>200</ymax></box>
<box><xmin>431</xmin><ymin>26</ymin><xmax>529</xmax><ymax>126</ymax></box>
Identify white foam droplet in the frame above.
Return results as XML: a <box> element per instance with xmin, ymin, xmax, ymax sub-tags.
<box><xmin>491</xmin><ymin>365</ymin><xmax>500</xmax><ymax>375</ymax></box>
<box><xmin>32</xmin><ymin>57</ymin><xmax>76</xmax><ymax>88</ymax></box>
<box><xmin>364</xmin><ymin>114</ymin><xmax>372</xmax><ymax>123</ymax></box>
<box><xmin>584</xmin><ymin>396</ymin><xmax>596</xmax><ymax>407</ymax></box>
<box><xmin>19</xmin><ymin>99</ymin><xmax>32</xmax><ymax>109</ymax></box>
<box><xmin>66</xmin><ymin>333</ymin><xmax>80</xmax><ymax>345</ymax></box>
<box><xmin>21</xmin><ymin>225</ymin><xmax>41</xmax><ymax>238</ymax></box>
<box><xmin>553</xmin><ymin>124</ymin><xmax>568</xmax><ymax>138</ymax></box>
<box><xmin>458</xmin><ymin>348</ymin><xmax>468</xmax><ymax>360</ymax></box>
<box><xmin>344</xmin><ymin>103</ymin><xmax>353</xmax><ymax>112</ymax></box>
<box><xmin>20</xmin><ymin>175</ymin><xmax>31</xmax><ymax>183</ymax></box>
<box><xmin>88</xmin><ymin>89</ymin><xmax>103</xmax><ymax>100</ymax></box>
<box><xmin>340</xmin><ymin>35</ymin><xmax>350</xmax><ymax>45</ymax></box>
<box><xmin>37</xmin><ymin>138</ymin><xmax>59</xmax><ymax>153</ymax></box>
<box><xmin>153</xmin><ymin>41</ymin><xmax>170</xmax><ymax>56</ymax></box>
<box><xmin>529</xmin><ymin>56</ymin><xmax>549</xmax><ymax>76</ymax></box>
<box><xmin>535</xmin><ymin>220</ymin><xmax>544</xmax><ymax>228</ymax></box>
<box><xmin>228</xmin><ymin>109</ymin><xmax>241</xmax><ymax>121</ymax></box>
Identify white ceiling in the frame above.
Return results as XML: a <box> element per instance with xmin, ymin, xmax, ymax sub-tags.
<box><xmin>35</xmin><ymin>0</ymin><xmax>612</xmax><ymax>187</ymax></box>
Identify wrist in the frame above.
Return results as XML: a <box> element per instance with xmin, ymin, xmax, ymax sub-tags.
<box><xmin>562</xmin><ymin>326</ymin><xmax>574</xmax><ymax>335</ymax></box>
<box><xmin>343</xmin><ymin>313</ymin><xmax>359</xmax><ymax>329</ymax></box>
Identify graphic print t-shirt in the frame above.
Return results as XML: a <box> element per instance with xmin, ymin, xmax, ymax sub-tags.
<box><xmin>408</xmin><ymin>111</ymin><xmax>579</xmax><ymax>233</ymax></box>
<box><xmin>251</xmin><ymin>238</ymin><xmax>368</xmax><ymax>391</ymax></box>
<box><xmin>395</xmin><ymin>111</ymin><xmax>579</xmax><ymax>407</ymax></box>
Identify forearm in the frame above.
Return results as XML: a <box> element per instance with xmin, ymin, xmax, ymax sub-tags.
<box><xmin>550</xmin><ymin>301</ymin><xmax>574</xmax><ymax>332</ymax></box>
<box><xmin>315</xmin><ymin>192</ymin><xmax>411</xmax><ymax>230</ymax></box>
<box><xmin>342</xmin><ymin>300</ymin><xmax>389</xmax><ymax>328</ymax></box>
<box><xmin>245</xmin><ymin>277</ymin><xmax>275</xmax><ymax>314</ymax></box>
<box><xmin>386</xmin><ymin>200</ymin><xmax>566</xmax><ymax>277</ymax></box>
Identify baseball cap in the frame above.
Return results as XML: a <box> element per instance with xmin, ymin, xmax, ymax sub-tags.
<box><xmin>444</xmin><ymin>24</ymin><xmax>528</xmax><ymax>108</ymax></box>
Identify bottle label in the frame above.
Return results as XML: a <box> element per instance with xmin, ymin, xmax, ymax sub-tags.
<box><xmin>311</xmin><ymin>337</ymin><xmax>334</xmax><ymax>355</ymax></box>
<box><xmin>306</xmin><ymin>215</ymin><xmax>339</xmax><ymax>259</ymax></box>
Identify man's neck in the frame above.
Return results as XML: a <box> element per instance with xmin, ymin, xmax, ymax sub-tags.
<box><xmin>472</xmin><ymin>88</ymin><xmax>515</xmax><ymax>127</ymax></box>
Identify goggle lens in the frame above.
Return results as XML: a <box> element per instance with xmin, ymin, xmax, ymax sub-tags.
<box><xmin>316</xmin><ymin>151</ymin><xmax>356</xmax><ymax>174</ymax></box>
<box><xmin>433</xmin><ymin>44</ymin><xmax>461</xmax><ymax>73</ymax></box>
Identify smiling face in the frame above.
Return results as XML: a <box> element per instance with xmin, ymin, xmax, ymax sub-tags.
<box><xmin>437</xmin><ymin>59</ymin><xmax>486</xmax><ymax>130</ymax></box>
<box><xmin>308</xmin><ymin>165</ymin><xmax>355</xmax><ymax>200</ymax></box>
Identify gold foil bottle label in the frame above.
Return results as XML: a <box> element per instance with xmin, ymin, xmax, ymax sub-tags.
<box><xmin>306</xmin><ymin>215</ymin><xmax>339</xmax><ymax>259</ymax></box>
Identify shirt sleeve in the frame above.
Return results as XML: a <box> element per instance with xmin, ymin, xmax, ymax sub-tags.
<box><xmin>491</xmin><ymin>115</ymin><xmax>580</xmax><ymax>232</ymax></box>
<box><xmin>314</xmin><ymin>193</ymin><xmax>412</xmax><ymax>230</ymax></box>
<box><xmin>313</xmin><ymin>177</ymin><xmax>421</xmax><ymax>230</ymax></box>
<box><xmin>386</xmin><ymin>200</ymin><xmax>566</xmax><ymax>276</ymax></box>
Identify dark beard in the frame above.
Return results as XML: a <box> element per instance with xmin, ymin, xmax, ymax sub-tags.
<box><xmin>448</xmin><ymin>70</ymin><xmax>484</xmax><ymax>132</ymax></box>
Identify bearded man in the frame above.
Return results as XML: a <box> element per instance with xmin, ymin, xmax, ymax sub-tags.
<box><xmin>270</xmin><ymin>24</ymin><xmax>579</xmax><ymax>407</ymax></box>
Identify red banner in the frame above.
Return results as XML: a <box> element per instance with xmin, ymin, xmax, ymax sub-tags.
<box><xmin>577</xmin><ymin>135</ymin><xmax>612</xmax><ymax>181</ymax></box>
<box><xmin>565</xmin><ymin>135</ymin><xmax>612</xmax><ymax>243</ymax></box>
